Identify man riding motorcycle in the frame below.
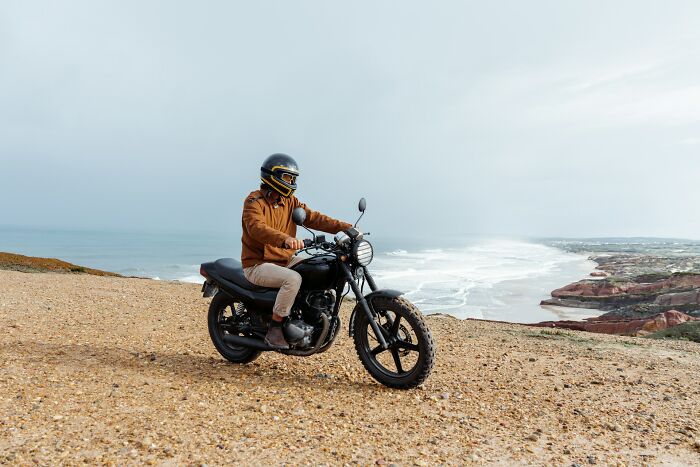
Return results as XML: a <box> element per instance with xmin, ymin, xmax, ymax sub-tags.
<box><xmin>241</xmin><ymin>153</ymin><xmax>352</xmax><ymax>349</ymax></box>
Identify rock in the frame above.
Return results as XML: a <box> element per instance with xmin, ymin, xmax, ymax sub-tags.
<box><xmin>530</xmin><ymin>310</ymin><xmax>697</xmax><ymax>336</ymax></box>
<box><xmin>605</xmin><ymin>423</ymin><xmax>622</xmax><ymax>432</ymax></box>
<box><xmin>655</xmin><ymin>290</ymin><xmax>700</xmax><ymax>307</ymax></box>
<box><xmin>544</xmin><ymin>254</ymin><xmax>700</xmax><ymax>319</ymax></box>
<box><xmin>551</xmin><ymin>281</ymin><xmax>620</xmax><ymax>298</ymax></box>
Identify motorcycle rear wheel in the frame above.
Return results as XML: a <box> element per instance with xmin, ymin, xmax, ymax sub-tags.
<box><xmin>353</xmin><ymin>296</ymin><xmax>436</xmax><ymax>389</ymax></box>
<box><xmin>208</xmin><ymin>292</ymin><xmax>261</xmax><ymax>364</ymax></box>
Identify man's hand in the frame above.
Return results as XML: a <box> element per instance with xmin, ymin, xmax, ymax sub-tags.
<box><xmin>283</xmin><ymin>236</ymin><xmax>304</xmax><ymax>250</ymax></box>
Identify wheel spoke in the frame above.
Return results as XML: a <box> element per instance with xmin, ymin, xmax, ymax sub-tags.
<box><xmin>395</xmin><ymin>340</ymin><xmax>419</xmax><ymax>352</ymax></box>
<box><xmin>389</xmin><ymin>314</ymin><xmax>402</xmax><ymax>337</ymax></box>
<box><xmin>370</xmin><ymin>344</ymin><xmax>385</xmax><ymax>356</ymax></box>
<box><xmin>391</xmin><ymin>348</ymin><xmax>404</xmax><ymax>374</ymax></box>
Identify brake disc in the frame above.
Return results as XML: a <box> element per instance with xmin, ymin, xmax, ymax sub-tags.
<box><xmin>397</xmin><ymin>324</ymin><xmax>412</xmax><ymax>356</ymax></box>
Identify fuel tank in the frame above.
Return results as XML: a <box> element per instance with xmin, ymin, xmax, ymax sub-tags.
<box><xmin>291</xmin><ymin>254</ymin><xmax>339</xmax><ymax>290</ymax></box>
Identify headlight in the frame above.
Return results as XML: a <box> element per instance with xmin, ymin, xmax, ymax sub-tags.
<box><xmin>353</xmin><ymin>240</ymin><xmax>374</xmax><ymax>266</ymax></box>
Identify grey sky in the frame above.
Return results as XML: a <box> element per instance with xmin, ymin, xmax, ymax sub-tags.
<box><xmin>1</xmin><ymin>1</ymin><xmax>699</xmax><ymax>239</ymax></box>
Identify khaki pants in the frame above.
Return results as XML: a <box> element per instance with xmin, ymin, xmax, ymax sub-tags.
<box><xmin>243</xmin><ymin>263</ymin><xmax>302</xmax><ymax>318</ymax></box>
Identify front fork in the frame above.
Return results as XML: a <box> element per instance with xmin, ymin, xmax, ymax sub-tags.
<box><xmin>340</xmin><ymin>263</ymin><xmax>388</xmax><ymax>349</ymax></box>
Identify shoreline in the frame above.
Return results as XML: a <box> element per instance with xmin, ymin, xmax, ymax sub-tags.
<box><xmin>3</xmin><ymin>249</ymin><xmax>697</xmax><ymax>342</ymax></box>
<box><xmin>3</xmin><ymin>247</ymin><xmax>698</xmax><ymax>333</ymax></box>
<box><xmin>0</xmin><ymin>248</ymin><xmax>599</xmax><ymax>320</ymax></box>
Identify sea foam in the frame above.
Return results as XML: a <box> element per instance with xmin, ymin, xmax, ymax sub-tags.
<box><xmin>369</xmin><ymin>240</ymin><xmax>595</xmax><ymax>322</ymax></box>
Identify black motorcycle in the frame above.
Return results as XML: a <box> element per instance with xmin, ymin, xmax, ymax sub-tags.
<box><xmin>199</xmin><ymin>198</ymin><xmax>435</xmax><ymax>389</ymax></box>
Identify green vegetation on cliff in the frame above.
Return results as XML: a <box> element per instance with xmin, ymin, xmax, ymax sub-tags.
<box><xmin>0</xmin><ymin>252</ymin><xmax>120</xmax><ymax>277</ymax></box>
<box><xmin>647</xmin><ymin>321</ymin><xmax>700</xmax><ymax>343</ymax></box>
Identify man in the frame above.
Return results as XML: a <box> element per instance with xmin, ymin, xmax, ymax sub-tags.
<box><xmin>241</xmin><ymin>153</ymin><xmax>352</xmax><ymax>349</ymax></box>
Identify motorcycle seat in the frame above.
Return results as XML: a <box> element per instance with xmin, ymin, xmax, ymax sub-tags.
<box><xmin>214</xmin><ymin>258</ymin><xmax>277</xmax><ymax>293</ymax></box>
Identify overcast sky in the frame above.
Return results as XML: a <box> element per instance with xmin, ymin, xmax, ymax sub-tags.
<box><xmin>1</xmin><ymin>1</ymin><xmax>699</xmax><ymax>239</ymax></box>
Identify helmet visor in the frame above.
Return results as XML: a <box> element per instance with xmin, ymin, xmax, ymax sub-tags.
<box><xmin>281</xmin><ymin>173</ymin><xmax>296</xmax><ymax>184</ymax></box>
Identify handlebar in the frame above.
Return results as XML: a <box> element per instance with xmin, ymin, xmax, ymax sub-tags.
<box><xmin>293</xmin><ymin>237</ymin><xmax>337</xmax><ymax>257</ymax></box>
<box><xmin>291</xmin><ymin>231</ymin><xmax>362</xmax><ymax>256</ymax></box>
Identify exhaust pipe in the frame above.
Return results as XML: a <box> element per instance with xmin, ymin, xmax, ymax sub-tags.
<box><xmin>222</xmin><ymin>334</ymin><xmax>273</xmax><ymax>351</ymax></box>
<box><xmin>222</xmin><ymin>315</ymin><xmax>330</xmax><ymax>355</ymax></box>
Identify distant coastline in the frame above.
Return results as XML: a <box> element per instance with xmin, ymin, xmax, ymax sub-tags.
<box><xmin>542</xmin><ymin>238</ymin><xmax>700</xmax><ymax>318</ymax></box>
<box><xmin>535</xmin><ymin>239</ymin><xmax>700</xmax><ymax>341</ymax></box>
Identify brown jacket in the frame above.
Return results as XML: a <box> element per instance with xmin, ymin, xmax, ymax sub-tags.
<box><xmin>241</xmin><ymin>189</ymin><xmax>352</xmax><ymax>268</ymax></box>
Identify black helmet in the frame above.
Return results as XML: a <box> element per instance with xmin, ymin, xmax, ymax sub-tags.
<box><xmin>260</xmin><ymin>153</ymin><xmax>299</xmax><ymax>197</ymax></box>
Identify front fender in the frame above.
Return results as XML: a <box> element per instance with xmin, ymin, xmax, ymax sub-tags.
<box><xmin>348</xmin><ymin>289</ymin><xmax>403</xmax><ymax>337</ymax></box>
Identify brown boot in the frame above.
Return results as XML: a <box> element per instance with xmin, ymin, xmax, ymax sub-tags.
<box><xmin>265</xmin><ymin>324</ymin><xmax>289</xmax><ymax>350</ymax></box>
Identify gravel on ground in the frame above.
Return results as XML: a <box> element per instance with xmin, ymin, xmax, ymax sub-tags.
<box><xmin>1</xmin><ymin>270</ymin><xmax>699</xmax><ymax>465</ymax></box>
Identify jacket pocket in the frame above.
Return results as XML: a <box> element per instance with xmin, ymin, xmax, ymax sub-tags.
<box><xmin>263</xmin><ymin>244</ymin><xmax>293</xmax><ymax>265</ymax></box>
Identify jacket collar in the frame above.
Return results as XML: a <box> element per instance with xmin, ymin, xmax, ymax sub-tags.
<box><xmin>259</xmin><ymin>188</ymin><xmax>286</xmax><ymax>207</ymax></box>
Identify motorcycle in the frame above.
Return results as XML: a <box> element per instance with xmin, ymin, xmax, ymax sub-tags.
<box><xmin>199</xmin><ymin>198</ymin><xmax>435</xmax><ymax>389</ymax></box>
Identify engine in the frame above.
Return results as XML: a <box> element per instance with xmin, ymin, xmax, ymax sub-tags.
<box><xmin>282</xmin><ymin>291</ymin><xmax>335</xmax><ymax>349</ymax></box>
<box><xmin>282</xmin><ymin>319</ymin><xmax>315</xmax><ymax>348</ymax></box>
<box><xmin>303</xmin><ymin>291</ymin><xmax>335</xmax><ymax>324</ymax></box>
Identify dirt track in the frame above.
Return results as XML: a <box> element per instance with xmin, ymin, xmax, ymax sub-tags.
<box><xmin>1</xmin><ymin>270</ymin><xmax>699</xmax><ymax>465</ymax></box>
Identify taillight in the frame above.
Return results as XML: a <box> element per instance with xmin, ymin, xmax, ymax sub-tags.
<box><xmin>199</xmin><ymin>265</ymin><xmax>208</xmax><ymax>278</ymax></box>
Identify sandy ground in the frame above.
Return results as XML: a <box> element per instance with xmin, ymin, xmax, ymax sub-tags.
<box><xmin>1</xmin><ymin>270</ymin><xmax>700</xmax><ymax>466</ymax></box>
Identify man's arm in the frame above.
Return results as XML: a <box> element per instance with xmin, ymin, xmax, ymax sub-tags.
<box><xmin>242</xmin><ymin>199</ymin><xmax>289</xmax><ymax>247</ymax></box>
<box><xmin>294</xmin><ymin>199</ymin><xmax>352</xmax><ymax>234</ymax></box>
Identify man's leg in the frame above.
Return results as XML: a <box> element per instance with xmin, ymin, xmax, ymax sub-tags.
<box><xmin>243</xmin><ymin>263</ymin><xmax>302</xmax><ymax>348</ymax></box>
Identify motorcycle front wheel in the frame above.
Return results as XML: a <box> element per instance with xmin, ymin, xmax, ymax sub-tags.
<box><xmin>353</xmin><ymin>296</ymin><xmax>436</xmax><ymax>389</ymax></box>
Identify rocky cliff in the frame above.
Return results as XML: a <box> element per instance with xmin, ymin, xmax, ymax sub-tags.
<box><xmin>538</xmin><ymin>241</ymin><xmax>700</xmax><ymax>340</ymax></box>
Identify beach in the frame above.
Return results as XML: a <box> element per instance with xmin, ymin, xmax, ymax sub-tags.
<box><xmin>2</xmin><ymin>269</ymin><xmax>699</xmax><ymax>465</ymax></box>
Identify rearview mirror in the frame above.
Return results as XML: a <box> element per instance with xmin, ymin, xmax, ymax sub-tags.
<box><xmin>292</xmin><ymin>207</ymin><xmax>307</xmax><ymax>226</ymax></box>
<box><xmin>358</xmin><ymin>197</ymin><xmax>366</xmax><ymax>212</ymax></box>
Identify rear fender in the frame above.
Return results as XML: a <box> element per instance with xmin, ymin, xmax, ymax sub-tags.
<box><xmin>348</xmin><ymin>289</ymin><xmax>403</xmax><ymax>337</ymax></box>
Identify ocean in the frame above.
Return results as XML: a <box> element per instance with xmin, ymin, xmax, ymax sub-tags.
<box><xmin>0</xmin><ymin>225</ymin><xmax>598</xmax><ymax>323</ymax></box>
